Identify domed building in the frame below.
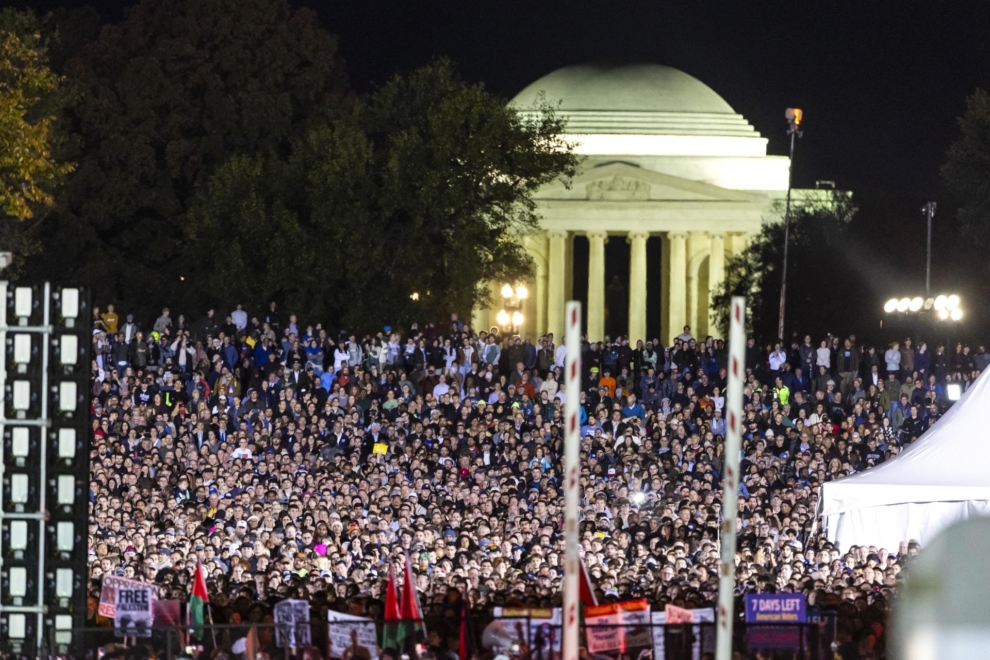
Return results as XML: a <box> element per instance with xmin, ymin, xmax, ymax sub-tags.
<box><xmin>474</xmin><ymin>64</ymin><xmax>792</xmax><ymax>345</ymax></box>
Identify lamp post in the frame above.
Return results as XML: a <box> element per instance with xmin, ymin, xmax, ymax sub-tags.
<box><xmin>497</xmin><ymin>283</ymin><xmax>528</xmax><ymax>334</ymax></box>
<box><xmin>777</xmin><ymin>108</ymin><xmax>803</xmax><ymax>341</ymax></box>
<box><xmin>923</xmin><ymin>202</ymin><xmax>936</xmax><ymax>295</ymax></box>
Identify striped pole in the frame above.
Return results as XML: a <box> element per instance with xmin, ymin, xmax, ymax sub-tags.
<box><xmin>563</xmin><ymin>301</ymin><xmax>582</xmax><ymax>660</ymax></box>
<box><xmin>716</xmin><ymin>296</ymin><xmax>746</xmax><ymax>660</ymax></box>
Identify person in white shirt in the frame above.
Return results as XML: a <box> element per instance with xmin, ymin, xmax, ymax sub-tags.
<box><xmin>333</xmin><ymin>345</ymin><xmax>349</xmax><ymax>373</ymax></box>
<box><xmin>675</xmin><ymin>325</ymin><xmax>694</xmax><ymax>342</ymax></box>
<box><xmin>885</xmin><ymin>341</ymin><xmax>902</xmax><ymax>376</ymax></box>
<box><xmin>816</xmin><ymin>340</ymin><xmax>831</xmax><ymax>369</ymax></box>
<box><xmin>554</xmin><ymin>343</ymin><xmax>567</xmax><ymax>369</ymax></box>
<box><xmin>432</xmin><ymin>375</ymin><xmax>450</xmax><ymax>400</ymax></box>
<box><xmin>231</xmin><ymin>304</ymin><xmax>248</xmax><ymax>330</ymax></box>
<box><xmin>768</xmin><ymin>343</ymin><xmax>787</xmax><ymax>372</ymax></box>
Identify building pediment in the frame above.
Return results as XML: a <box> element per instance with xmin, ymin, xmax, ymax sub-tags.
<box><xmin>536</xmin><ymin>161</ymin><xmax>767</xmax><ymax>204</ymax></box>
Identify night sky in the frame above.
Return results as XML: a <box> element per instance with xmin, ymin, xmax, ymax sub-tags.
<box><xmin>14</xmin><ymin>0</ymin><xmax>990</xmax><ymax>310</ymax></box>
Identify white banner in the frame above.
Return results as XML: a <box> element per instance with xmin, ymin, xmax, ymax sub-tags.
<box><xmin>584</xmin><ymin>600</ymin><xmax>651</xmax><ymax>654</ymax></box>
<box><xmin>653</xmin><ymin>608</ymin><xmax>715</xmax><ymax>660</ymax></box>
<box><xmin>492</xmin><ymin>607</ymin><xmax>562</xmax><ymax>654</ymax></box>
<box><xmin>99</xmin><ymin>575</ymin><xmax>151</xmax><ymax>619</ymax></box>
<box><xmin>274</xmin><ymin>599</ymin><xmax>311</xmax><ymax>648</ymax></box>
<box><xmin>327</xmin><ymin>610</ymin><xmax>380</xmax><ymax>660</ymax></box>
<box><xmin>114</xmin><ymin>585</ymin><xmax>155</xmax><ymax>638</ymax></box>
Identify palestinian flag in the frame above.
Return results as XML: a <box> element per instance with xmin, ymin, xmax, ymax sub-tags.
<box><xmin>189</xmin><ymin>558</ymin><xmax>210</xmax><ymax>641</ymax></box>
<box><xmin>458</xmin><ymin>592</ymin><xmax>475</xmax><ymax>660</ymax></box>
<box><xmin>381</xmin><ymin>563</ymin><xmax>402</xmax><ymax>651</ymax></box>
<box><xmin>579</xmin><ymin>556</ymin><xmax>599</xmax><ymax>607</ymax></box>
<box><xmin>399</xmin><ymin>552</ymin><xmax>426</xmax><ymax>654</ymax></box>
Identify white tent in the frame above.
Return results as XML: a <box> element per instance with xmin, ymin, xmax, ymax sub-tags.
<box><xmin>819</xmin><ymin>370</ymin><xmax>990</xmax><ymax>551</ymax></box>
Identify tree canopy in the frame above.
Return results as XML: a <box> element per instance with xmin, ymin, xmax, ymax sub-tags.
<box><xmin>30</xmin><ymin>0</ymin><xmax>349</xmax><ymax>316</ymax></box>
<box><xmin>0</xmin><ymin>9</ymin><xmax>72</xmax><ymax>224</ymax></box>
<box><xmin>187</xmin><ymin>59</ymin><xmax>577</xmax><ymax>331</ymax></box>
<box><xmin>943</xmin><ymin>88</ymin><xmax>990</xmax><ymax>247</ymax></box>
<box><xmin>710</xmin><ymin>192</ymin><xmax>859</xmax><ymax>342</ymax></box>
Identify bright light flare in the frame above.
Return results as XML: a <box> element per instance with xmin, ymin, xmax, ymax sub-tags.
<box><xmin>884</xmin><ymin>299</ymin><xmax>898</xmax><ymax>313</ymax></box>
<box><xmin>897</xmin><ymin>298</ymin><xmax>911</xmax><ymax>313</ymax></box>
<box><xmin>909</xmin><ymin>297</ymin><xmax>923</xmax><ymax>312</ymax></box>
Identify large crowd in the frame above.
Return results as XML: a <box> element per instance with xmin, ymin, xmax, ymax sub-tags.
<box><xmin>86</xmin><ymin>302</ymin><xmax>989</xmax><ymax>659</ymax></box>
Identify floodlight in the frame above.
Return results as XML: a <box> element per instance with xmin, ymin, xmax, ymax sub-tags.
<box><xmin>56</xmin><ymin>522</ymin><xmax>75</xmax><ymax>552</ymax></box>
<box><xmin>11</xmin><ymin>427</ymin><xmax>28</xmax><ymax>458</ymax></box>
<box><xmin>910</xmin><ymin>297</ymin><xmax>923</xmax><ymax>312</ymax></box>
<box><xmin>13</xmin><ymin>334</ymin><xmax>30</xmax><ymax>364</ymax></box>
<box><xmin>951</xmin><ymin>309</ymin><xmax>963</xmax><ymax>321</ymax></box>
<box><xmin>10</xmin><ymin>520</ymin><xmax>28</xmax><ymax>550</ymax></box>
<box><xmin>58</xmin><ymin>382</ymin><xmax>77</xmax><ymax>412</ymax></box>
<box><xmin>947</xmin><ymin>383</ymin><xmax>962</xmax><ymax>401</ymax></box>
<box><xmin>515</xmin><ymin>285</ymin><xmax>529</xmax><ymax>300</ymax></box>
<box><xmin>947</xmin><ymin>295</ymin><xmax>960</xmax><ymax>311</ymax></box>
<box><xmin>897</xmin><ymin>298</ymin><xmax>910</xmax><ymax>312</ymax></box>
<box><xmin>59</xmin><ymin>335</ymin><xmax>79</xmax><ymax>365</ymax></box>
<box><xmin>55</xmin><ymin>568</ymin><xmax>73</xmax><ymax>598</ymax></box>
<box><xmin>10</xmin><ymin>567</ymin><xmax>27</xmax><ymax>597</ymax></box>
<box><xmin>884</xmin><ymin>299</ymin><xmax>898</xmax><ymax>313</ymax></box>
<box><xmin>9</xmin><ymin>614</ymin><xmax>26</xmax><ymax>638</ymax></box>
<box><xmin>14</xmin><ymin>287</ymin><xmax>32</xmax><ymax>318</ymax></box>
<box><xmin>511</xmin><ymin>311</ymin><xmax>524</xmax><ymax>327</ymax></box>
<box><xmin>934</xmin><ymin>295</ymin><xmax>947</xmax><ymax>311</ymax></box>
<box><xmin>60</xmin><ymin>288</ymin><xmax>80</xmax><ymax>318</ymax></box>
<box><xmin>501</xmin><ymin>284</ymin><xmax>515</xmax><ymax>299</ymax></box>
<box><xmin>938</xmin><ymin>309</ymin><xmax>949</xmax><ymax>320</ymax></box>
<box><xmin>57</xmin><ymin>475</ymin><xmax>75</xmax><ymax>506</ymax></box>
<box><xmin>13</xmin><ymin>380</ymin><xmax>30</xmax><ymax>410</ymax></box>
<box><xmin>923</xmin><ymin>298</ymin><xmax>935</xmax><ymax>311</ymax></box>
<box><xmin>11</xmin><ymin>473</ymin><xmax>28</xmax><ymax>503</ymax></box>
<box><xmin>496</xmin><ymin>310</ymin><xmax>510</xmax><ymax>327</ymax></box>
<box><xmin>57</xmin><ymin>428</ymin><xmax>76</xmax><ymax>460</ymax></box>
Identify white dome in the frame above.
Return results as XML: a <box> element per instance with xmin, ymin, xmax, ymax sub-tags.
<box><xmin>512</xmin><ymin>64</ymin><xmax>760</xmax><ymax>138</ymax></box>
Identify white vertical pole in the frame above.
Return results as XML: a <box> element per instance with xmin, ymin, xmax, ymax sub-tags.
<box><xmin>716</xmin><ymin>296</ymin><xmax>745</xmax><ymax>660</ymax></box>
<box><xmin>563</xmin><ymin>301</ymin><xmax>582</xmax><ymax>660</ymax></box>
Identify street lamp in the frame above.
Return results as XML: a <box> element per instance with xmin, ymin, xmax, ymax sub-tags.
<box><xmin>777</xmin><ymin>107</ymin><xmax>804</xmax><ymax>340</ymax></box>
<box><xmin>498</xmin><ymin>283</ymin><xmax>528</xmax><ymax>333</ymax></box>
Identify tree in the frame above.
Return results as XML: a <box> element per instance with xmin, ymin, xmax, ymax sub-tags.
<box><xmin>0</xmin><ymin>8</ymin><xmax>73</xmax><ymax>257</ymax></box>
<box><xmin>187</xmin><ymin>59</ymin><xmax>577</xmax><ymax>331</ymax></box>
<box><xmin>29</xmin><ymin>0</ymin><xmax>348</xmax><ymax>317</ymax></box>
<box><xmin>943</xmin><ymin>88</ymin><xmax>990</xmax><ymax>246</ymax></box>
<box><xmin>710</xmin><ymin>192</ymin><xmax>858</xmax><ymax>341</ymax></box>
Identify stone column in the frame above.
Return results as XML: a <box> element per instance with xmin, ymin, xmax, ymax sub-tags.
<box><xmin>666</xmin><ymin>232</ymin><xmax>687</xmax><ymax>345</ymax></box>
<box><xmin>686</xmin><ymin>232</ymin><xmax>707</xmax><ymax>334</ymax></box>
<box><xmin>627</xmin><ymin>231</ymin><xmax>649</xmax><ymax>343</ymax></box>
<box><xmin>587</xmin><ymin>231</ymin><xmax>608</xmax><ymax>341</ymax></box>
<box><xmin>546</xmin><ymin>230</ymin><xmax>568</xmax><ymax>342</ymax></box>
<box><xmin>708</xmin><ymin>233</ymin><xmax>726</xmax><ymax>333</ymax></box>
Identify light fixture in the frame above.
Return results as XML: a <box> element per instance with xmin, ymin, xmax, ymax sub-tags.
<box><xmin>923</xmin><ymin>297</ymin><xmax>935</xmax><ymax>311</ymax></box>
<box><xmin>897</xmin><ymin>298</ymin><xmax>911</xmax><ymax>313</ymax></box>
<box><xmin>515</xmin><ymin>285</ymin><xmax>528</xmax><ymax>300</ymax></box>
<box><xmin>884</xmin><ymin>299</ymin><xmax>898</xmax><ymax>313</ymax></box>
<box><xmin>938</xmin><ymin>309</ymin><xmax>949</xmax><ymax>320</ymax></box>
<box><xmin>934</xmin><ymin>295</ymin><xmax>947</xmax><ymax>311</ymax></box>
<box><xmin>951</xmin><ymin>308</ymin><xmax>963</xmax><ymax>321</ymax></box>
<box><xmin>511</xmin><ymin>311</ymin><xmax>524</xmax><ymax>327</ymax></box>
<box><xmin>909</xmin><ymin>297</ymin><xmax>923</xmax><ymax>312</ymax></box>
<box><xmin>496</xmin><ymin>310</ymin><xmax>510</xmax><ymax>327</ymax></box>
<box><xmin>947</xmin><ymin>294</ymin><xmax>960</xmax><ymax>311</ymax></box>
<box><xmin>947</xmin><ymin>383</ymin><xmax>962</xmax><ymax>401</ymax></box>
<box><xmin>501</xmin><ymin>284</ymin><xmax>515</xmax><ymax>299</ymax></box>
<box><xmin>409</xmin><ymin>292</ymin><xmax>419</xmax><ymax>301</ymax></box>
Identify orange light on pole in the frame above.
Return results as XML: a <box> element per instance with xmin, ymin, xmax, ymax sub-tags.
<box><xmin>786</xmin><ymin>108</ymin><xmax>803</xmax><ymax>130</ymax></box>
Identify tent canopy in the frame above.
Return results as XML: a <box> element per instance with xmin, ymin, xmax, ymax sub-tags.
<box><xmin>819</xmin><ymin>369</ymin><xmax>990</xmax><ymax>550</ymax></box>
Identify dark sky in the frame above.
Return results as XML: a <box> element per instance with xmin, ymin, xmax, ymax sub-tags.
<box><xmin>14</xmin><ymin>0</ymin><xmax>990</xmax><ymax>308</ymax></box>
<box><xmin>17</xmin><ymin>0</ymin><xmax>990</xmax><ymax>197</ymax></box>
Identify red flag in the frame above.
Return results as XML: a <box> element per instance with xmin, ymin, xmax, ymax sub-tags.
<box><xmin>458</xmin><ymin>592</ymin><xmax>475</xmax><ymax>660</ymax></box>
<box><xmin>579</xmin><ymin>557</ymin><xmax>598</xmax><ymax>607</ymax></box>
<box><xmin>398</xmin><ymin>552</ymin><xmax>426</xmax><ymax>650</ymax></box>
<box><xmin>382</xmin><ymin>564</ymin><xmax>402</xmax><ymax>650</ymax></box>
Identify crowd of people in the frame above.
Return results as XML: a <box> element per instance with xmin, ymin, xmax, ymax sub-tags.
<box><xmin>86</xmin><ymin>302</ymin><xmax>988</xmax><ymax>659</ymax></box>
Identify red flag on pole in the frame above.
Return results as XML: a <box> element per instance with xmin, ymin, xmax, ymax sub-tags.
<box><xmin>579</xmin><ymin>557</ymin><xmax>598</xmax><ymax>607</ymax></box>
<box><xmin>382</xmin><ymin>564</ymin><xmax>402</xmax><ymax>650</ymax></box>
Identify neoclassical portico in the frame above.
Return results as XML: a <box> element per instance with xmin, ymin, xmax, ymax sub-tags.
<box><xmin>473</xmin><ymin>64</ymin><xmax>791</xmax><ymax>345</ymax></box>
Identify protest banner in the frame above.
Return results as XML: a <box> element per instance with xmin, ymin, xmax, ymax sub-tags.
<box><xmin>584</xmin><ymin>599</ymin><xmax>651</xmax><ymax>654</ymax></box>
<box><xmin>114</xmin><ymin>584</ymin><xmax>155</xmax><ymax>638</ymax></box>
<box><xmin>274</xmin><ymin>599</ymin><xmax>312</xmax><ymax>648</ymax></box>
<box><xmin>492</xmin><ymin>607</ymin><xmax>562</xmax><ymax>653</ymax></box>
<box><xmin>99</xmin><ymin>575</ymin><xmax>153</xmax><ymax>619</ymax></box>
<box><xmin>744</xmin><ymin>594</ymin><xmax>806</xmax><ymax>623</ymax></box>
<box><xmin>327</xmin><ymin>610</ymin><xmax>380</xmax><ymax>660</ymax></box>
<box><xmin>652</xmin><ymin>608</ymin><xmax>715</xmax><ymax>660</ymax></box>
